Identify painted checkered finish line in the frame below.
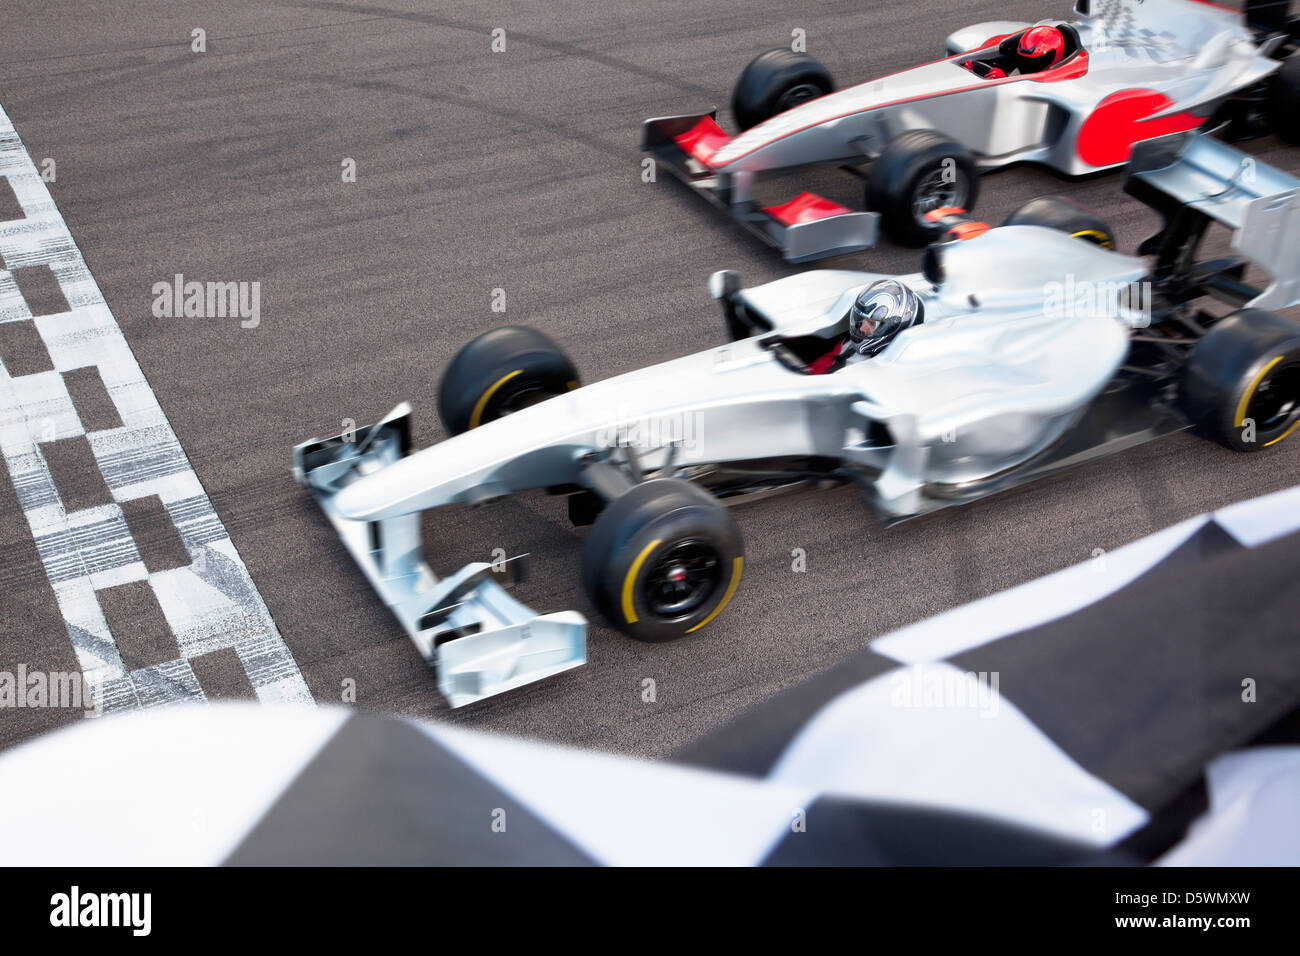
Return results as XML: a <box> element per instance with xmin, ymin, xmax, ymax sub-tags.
<box><xmin>0</xmin><ymin>103</ymin><xmax>311</xmax><ymax>711</ymax></box>
<box><xmin>2</xmin><ymin>486</ymin><xmax>1297</xmax><ymax>865</ymax></box>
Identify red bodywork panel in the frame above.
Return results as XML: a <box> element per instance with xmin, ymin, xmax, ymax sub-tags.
<box><xmin>1038</xmin><ymin>49</ymin><xmax>1089</xmax><ymax>82</ymax></box>
<box><xmin>673</xmin><ymin>116</ymin><xmax>732</xmax><ymax>167</ymax></box>
<box><xmin>947</xmin><ymin>220</ymin><xmax>991</xmax><ymax>241</ymax></box>
<box><xmin>764</xmin><ymin>192</ymin><xmax>853</xmax><ymax>226</ymax></box>
<box><xmin>924</xmin><ymin>205</ymin><xmax>969</xmax><ymax>219</ymax></box>
<box><xmin>1076</xmin><ymin>89</ymin><xmax>1203</xmax><ymax>167</ymax></box>
<box><xmin>924</xmin><ymin>206</ymin><xmax>989</xmax><ymax>241</ymax></box>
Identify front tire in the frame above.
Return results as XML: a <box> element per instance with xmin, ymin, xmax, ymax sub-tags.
<box><xmin>1002</xmin><ymin>196</ymin><xmax>1116</xmax><ymax>248</ymax></box>
<box><xmin>867</xmin><ymin>130</ymin><xmax>979</xmax><ymax>247</ymax></box>
<box><xmin>438</xmin><ymin>326</ymin><xmax>579</xmax><ymax>435</ymax></box>
<box><xmin>1181</xmin><ymin>309</ymin><xmax>1300</xmax><ymax>451</ymax></box>
<box><xmin>731</xmin><ymin>49</ymin><xmax>834</xmax><ymax>131</ymax></box>
<box><xmin>581</xmin><ymin>479</ymin><xmax>744</xmax><ymax>641</ymax></box>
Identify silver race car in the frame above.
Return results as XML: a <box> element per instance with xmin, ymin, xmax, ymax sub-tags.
<box><xmin>642</xmin><ymin>0</ymin><xmax>1300</xmax><ymax>260</ymax></box>
<box><xmin>296</xmin><ymin>134</ymin><xmax>1300</xmax><ymax>705</ymax></box>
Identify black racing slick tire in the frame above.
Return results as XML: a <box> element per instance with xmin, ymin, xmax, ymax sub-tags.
<box><xmin>581</xmin><ymin>478</ymin><xmax>744</xmax><ymax>642</ymax></box>
<box><xmin>731</xmin><ymin>49</ymin><xmax>834</xmax><ymax>131</ymax></box>
<box><xmin>1002</xmin><ymin>196</ymin><xmax>1117</xmax><ymax>248</ymax></box>
<box><xmin>438</xmin><ymin>326</ymin><xmax>579</xmax><ymax>435</ymax></box>
<box><xmin>866</xmin><ymin>130</ymin><xmax>979</xmax><ymax>247</ymax></box>
<box><xmin>1181</xmin><ymin>309</ymin><xmax>1300</xmax><ymax>452</ymax></box>
<box><xmin>1267</xmin><ymin>51</ymin><xmax>1300</xmax><ymax>144</ymax></box>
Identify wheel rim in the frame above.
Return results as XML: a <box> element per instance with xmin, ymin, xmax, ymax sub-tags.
<box><xmin>643</xmin><ymin>540</ymin><xmax>722</xmax><ymax>620</ymax></box>
<box><xmin>911</xmin><ymin>164</ymin><xmax>968</xmax><ymax>227</ymax></box>
<box><xmin>775</xmin><ymin>83</ymin><xmax>823</xmax><ymax>113</ymax></box>
<box><xmin>494</xmin><ymin>380</ymin><xmax>560</xmax><ymax>420</ymax></box>
<box><xmin>1249</xmin><ymin>363</ymin><xmax>1300</xmax><ymax>438</ymax></box>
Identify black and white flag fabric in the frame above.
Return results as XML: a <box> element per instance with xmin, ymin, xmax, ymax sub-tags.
<box><xmin>2</xmin><ymin>486</ymin><xmax>1297</xmax><ymax>865</ymax></box>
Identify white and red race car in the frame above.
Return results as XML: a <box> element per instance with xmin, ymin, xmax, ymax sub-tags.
<box><xmin>642</xmin><ymin>0</ymin><xmax>1300</xmax><ymax>260</ymax></box>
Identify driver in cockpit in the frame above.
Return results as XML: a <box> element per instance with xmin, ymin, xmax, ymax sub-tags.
<box><xmin>806</xmin><ymin>279</ymin><xmax>924</xmax><ymax>373</ymax></box>
<box><xmin>965</xmin><ymin>25</ymin><xmax>1067</xmax><ymax>79</ymax></box>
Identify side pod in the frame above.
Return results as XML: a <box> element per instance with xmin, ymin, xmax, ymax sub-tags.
<box><xmin>293</xmin><ymin>404</ymin><xmax>586</xmax><ymax>707</ymax></box>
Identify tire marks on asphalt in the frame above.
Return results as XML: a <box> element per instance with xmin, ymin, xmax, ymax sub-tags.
<box><xmin>289</xmin><ymin>0</ymin><xmax>719</xmax><ymax>97</ymax></box>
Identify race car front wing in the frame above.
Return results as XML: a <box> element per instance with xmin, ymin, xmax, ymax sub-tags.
<box><xmin>293</xmin><ymin>405</ymin><xmax>586</xmax><ymax>707</ymax></box>
<box><xmin>642</xmin><ymin>110</ymin><xmax>880</xmax><ymax>262</ymax></box>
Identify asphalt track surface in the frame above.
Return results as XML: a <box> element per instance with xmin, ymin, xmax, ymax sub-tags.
<box><xmin>1</xmin><ymin>0</ymin><xmax>1296</xmax><ymax>756</ymax></box>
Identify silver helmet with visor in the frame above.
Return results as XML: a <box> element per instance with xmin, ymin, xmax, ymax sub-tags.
<box><xmin>848</xmin><ymin>279</ymin><xmax>922</xmax><ymax>356</ymax></box>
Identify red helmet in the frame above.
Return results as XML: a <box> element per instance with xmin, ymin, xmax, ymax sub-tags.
<box><xmin>1017</xmin><ymin>26</ymin><xmax>1065</xmax><ymax>72</ymax></box>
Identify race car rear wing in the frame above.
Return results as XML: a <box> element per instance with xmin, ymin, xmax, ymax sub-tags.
<box><xmin>293</xmin><ymin>405</ymin><xmax>586</xmax><ymax>707</ymax></box>
<box><xmin>642</xmin><ymin>109</ymin><xmax>880</xmax><ymax>262</ymax></box>
<box><xmin>1125</xmin><ymin>132</ymin><xmax>1300</xmax><ymax>312</ymax></box>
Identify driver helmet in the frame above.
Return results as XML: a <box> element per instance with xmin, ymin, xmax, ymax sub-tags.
<box><xmin>1013</xmin><ymin>25</ymin><xmax>1066</xmax><ymax>73</ymax></box>
<box><xmin>1017</xmin><ymin>25</ymin><xmax>1066</xmax><ymax>73</ymax></box>
<box><xmin>848</xmin><ymin>279</ymin><xmax>922</xmax><ymax>356</ymax></box>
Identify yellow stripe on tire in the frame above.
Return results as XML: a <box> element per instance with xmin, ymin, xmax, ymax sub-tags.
<box><xmin>621</xmin><ymin>539</ymin><xmax>661</xmax><ymax>624</ymax></box>
<box><xmin>468</xmin><ymin>369</ymin><xmax>523</xmax><ymax>429</ymax></box>
<box><xmin>1071</xmin><ymin>229</ymin><xmax>1114</xmax><ymax>249</ymax></box>
<box><xmin>686</xmin><ymin>556</ymin><xmax>744</xmax><ymax>634</ymax></box>
<box><xmin>1265</xmin><ymin>418</ymin><xmax>1300</xmax><ymax>447</ymax></box>
<box><xmin>1235</xmin><ymin>356</ymin><xmax>1283</xmax><ymax>428</ymax></box>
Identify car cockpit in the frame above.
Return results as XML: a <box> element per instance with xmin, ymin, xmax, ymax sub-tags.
<box><xmin>762</xmin><ymin>283</ymin><xmax>930</xmax><ymax>376</ymax></box>
<box><xmin>960</xmin><ymin>23</ymin><xmax>1083</xmax><ymax>80</ymax></box>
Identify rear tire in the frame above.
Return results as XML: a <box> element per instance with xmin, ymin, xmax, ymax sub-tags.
<box><xmin>1002</xmin><ymin>196</ymin><xmax>1116</xmax><ymax>248</ymax></box>
<box><xmin>581</xmin><ymin>479</ymin><xmax>744</xmax><ymax>642</ymax></box>
<box><xmin>438</xmin><ymin>326</ymin><xmax>579</xmax><ymax>435</ymax></box>
<box><xmin>731</xmin><ymin>49</ymin><xmax>834</xmax><ymax>131</ymax></box>
<box><xmin>1181</xmin><ymin>309</ymin><xmax>1300</xmax><ymax>452</ymax></box>
<box><xmin>1267</xmin><ymin>51</ymin><xmax>1300</xmax><ymax>144</ymax></box>
<box><xmin>867</xmin><ymin>130</ymin><xmax>979</xmax><ymax>247</ymax></box>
